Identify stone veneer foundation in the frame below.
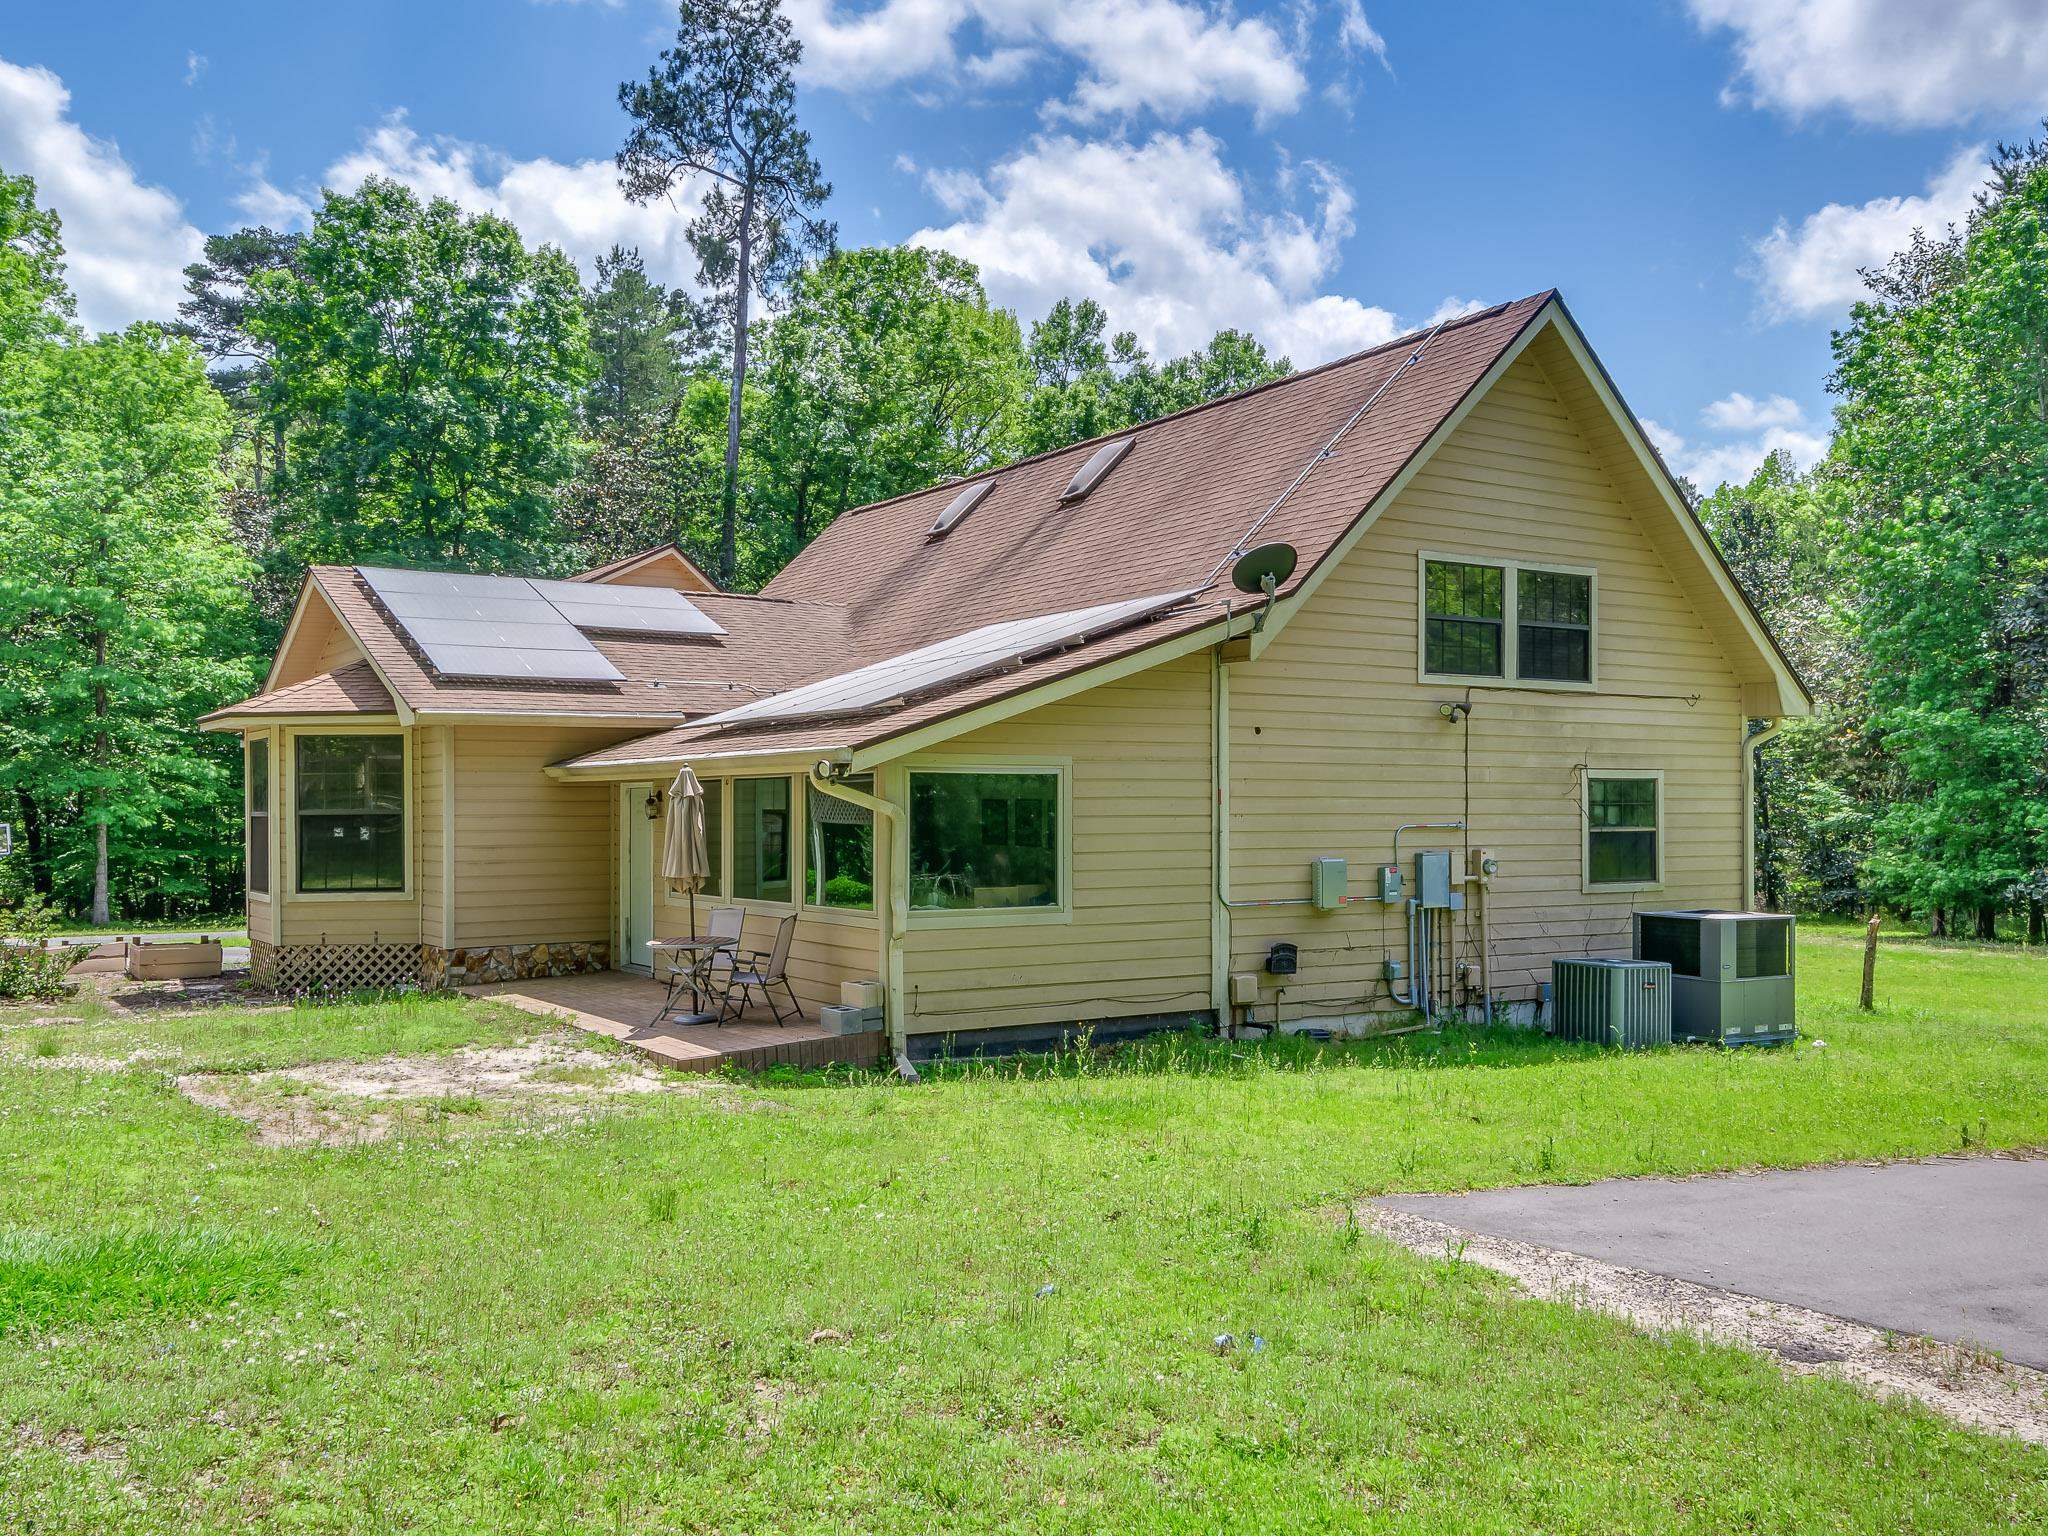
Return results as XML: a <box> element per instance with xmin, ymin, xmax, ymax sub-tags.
<box><xmin>420</xmin><ymin>940</ymin><xmax>612</xmax><ymax>989</ymax></box>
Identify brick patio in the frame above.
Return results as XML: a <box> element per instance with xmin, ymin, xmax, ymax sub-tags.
<box><xmin>464</xmin><ymin>970</ymin><xmax>882</xmax><ymax>1075</ymax></box>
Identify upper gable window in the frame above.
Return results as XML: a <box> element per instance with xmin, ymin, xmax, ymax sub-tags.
<box><xmin>1421</xmin><ymin>555</ymin><xmax>1595</xmax><ymax>687</ymax></box>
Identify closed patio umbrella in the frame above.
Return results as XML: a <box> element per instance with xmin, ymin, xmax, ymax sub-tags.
<box><xmin>662</xmin><ymin>765</ymin><xmax>710</xmax><ymax>937</ymax></box>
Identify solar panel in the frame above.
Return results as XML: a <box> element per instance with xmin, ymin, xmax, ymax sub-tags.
<box><xmin>526</xmin><ymin>578</ymin><xmax>727</xmax><ymax>637</ymax></box>
<box><xmin>1059</xmin><ymin>437</ymin><xmax>1133</xmax><ymax>502</ymax></box>
<box><xmin>929</xmin><ymin>479</ymin><xmax>995</xmax><ymax>537</ymax></box>
<box><xmin>359</xmin><ymin>567</ymin><xmax>625</xmax><ymax>682</ymax></box>
<box><xmin>694</xmin><ymin>588</ymin><xmax>1200</xmax><ymax>727</ymax></box>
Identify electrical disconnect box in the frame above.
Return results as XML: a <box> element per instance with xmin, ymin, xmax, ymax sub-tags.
<box><xmin>1376</xmin><ymin>863</ymin><xmax>1402</xmax><ymax>903</ymax></box>
<box><xmin>1415</xmin><ymin>850</ymin><xmax>1465</xmax><ymax>911</ymax></box>
<box><xmin>1309</xmin><ymin>856</ymin><xmax>1348</xmax><ymax>911</ymax></box>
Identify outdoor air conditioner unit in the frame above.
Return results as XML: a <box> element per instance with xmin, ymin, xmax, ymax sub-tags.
<box><xmin>1632</xmin><ymin>910</ymin><xmax>1797</xmax><ymax>1046</ymax></box>
<box><xmin>1551</xmin><ymin>958</ymin><xmax>1673</xmax><ymax>1049</ymax></box>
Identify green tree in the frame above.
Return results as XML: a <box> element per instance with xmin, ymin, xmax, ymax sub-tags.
<box><xmin>251</xmin><ymin>178</ymin><xmax>594</xmax><ymax>573</ymax></box>
<box><xmin>750</xmin><ymin>246</ymin><xmax>1027</xmax><ymax>575</ymax></box>
<box><xmin>1829</xmin><ymin>133</ymin><xmax>2048</xmax><ymax>939</ymax></box>
<box><xmin>562</xmin><ymin>372</ymin><xmax>736</xmax><ymax>576</ymax></box>
<box><xmin>582</xmin><ymin>244</ymin><xmax>710</xmax><ymax>432</ymax></box>
<box><xmin>172</xmin><ymin>226</ymin><xmax>303</xmax><ymax>493</ymax></box>
<box><xmin>0</xmin><ymin>169</ymin><xmax>70</xmax><ymax>359</ymax></box>
<box><xmin>0</xmin><ymin>325</ymin><xmax>254</xmax><ymax>922</ymax></box>
<box><xmin>617</xmin><ymin>0</ymin><xmax>835</xmax><ymax>585</ymax></box>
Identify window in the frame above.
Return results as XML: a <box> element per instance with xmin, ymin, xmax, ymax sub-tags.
<box><xmin>910</xmin><ymin>770</ymin><xmax>1059</xmax><ymax>911</ymax></box>
<box><xmin>1422</xmin><ymin>556</ymin><xmax>1594</xmax><ymax>686</ymax></box>
<box><xmin>246</xmin><ymin>738</ymin><xmax>270</xmax><ymax>895</ymax></box>
<box><xmin>295</xmin><ymin>735</ymin><xmax>405</xmax><ymax>892</ymax></box>
<box><xmin>700</xmin><ymin>780</ymin><xmax>723</xmax><ymax>892</ymax></box>
<box><xmin>807</xmin><ymin>776</ymin><xmax>874</xmax><ymax>910</ymax></box>
<box><xmin>1585</xmin><ymin>773</ymin><xmax>1659</xmax><ymax>887</ymax></box>
<box><xmin>1424</xmin><ymin>560</ymin><xmax>1505</xmax><ymax>677</ymax></box>
<box><xmin>732</xmin><ymin>776</ymin><xmax>792</xmax><ymax>903</ymax></box>
<box><xmin>1517</xmin><ymin>569</ymin><xmax>1592</xmax><ymax>682</ymax></box>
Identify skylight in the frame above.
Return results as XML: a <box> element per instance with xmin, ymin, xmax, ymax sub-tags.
<box><xmin>929</xmin><ymin>479</ymin><xmax>995</xmax><ymax>538</ymax></box>
<box><xmin>1059</xmin><ymin>437</ymin><xmax>1133</xmax><ymax>503</ymax></box>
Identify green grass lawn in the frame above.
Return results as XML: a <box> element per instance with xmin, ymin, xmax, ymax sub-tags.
<box><xmin>2</xmin><ymin>930</ymin><xmax>2044</xmax><ymax>1532</ymax></box>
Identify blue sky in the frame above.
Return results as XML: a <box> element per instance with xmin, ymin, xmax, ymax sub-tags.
<box><xmin>5</xmin><ymin>0</ymin><xmax>2044</xmax><ymax>490</ymax></box>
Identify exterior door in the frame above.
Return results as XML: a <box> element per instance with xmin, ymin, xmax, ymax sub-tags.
<box><xmin>617</xmin><ymin>783</ymin><xmax>655</xmax><ymax>975</ymax></box>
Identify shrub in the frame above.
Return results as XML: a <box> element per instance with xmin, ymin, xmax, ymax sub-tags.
<box><xmin>0</xmin><ymin>902</ymin><xmax>83</xmax><ymax>1001</ymax></box>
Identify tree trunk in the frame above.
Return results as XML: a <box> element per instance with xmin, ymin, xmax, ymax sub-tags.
<box><xmin>2029</xmin><ymin>897</ymin><xmax>2045</xmax><ymax>946</ymax></box>
<box><xmin>1976</xmin><ymin>904</ymin><xmax>1998</xmax><ymax>941</ymax></box>
<box><xmin>1859</xmin><ymin>914</ymin><xmax>1880</xmax><ymax>1011</ymax></box>
<box><xmin>91</xmin><ymin>626</ymin><xmax>110</xmax><ymax>926</ymax></box>
<box><xmin>1930</xmin><ymin>906</ymin><xmax>1947</xmax><ymax>939</ymax></box>
<box><xmin>720</xmin><ymin>184</ymin><xmax>756</xmax><ymax>589</ymax></box>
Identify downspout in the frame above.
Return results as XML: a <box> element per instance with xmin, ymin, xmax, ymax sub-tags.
<box><xmin>808</xmin><ymin>762</ymin><xmax>913</xmax><ymax>1074</ymax></box>
<box><xmin>1742</xmin><ymin>718</ymin><xmax>1787</xmax><ymax>911</ymax></box>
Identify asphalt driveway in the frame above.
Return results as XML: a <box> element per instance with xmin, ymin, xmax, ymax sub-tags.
<box><xmin>1379</xmin><ymin>1155</ymin><xmax>2048</xmax><ymax>1369</ymax></box>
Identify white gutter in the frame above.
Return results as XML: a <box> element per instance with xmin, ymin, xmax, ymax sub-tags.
<box><xmin>807</xmin><ymin>762</ymin><xmax>913</xmax><ymax>1075</ymax></box>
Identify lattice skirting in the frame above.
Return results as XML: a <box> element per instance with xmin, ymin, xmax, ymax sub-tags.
<box><xmin>422</xmin><ymin>940</ymin><xmax>611</xmax><ymax>989</ymax></box>
<box><xmin>272</xmin><ymin>942</ymin><xmax>425</xmax><ymax>996</ymax></box>
<box><xmin>248</xmin><ymin>937</ymin><xmax>277</xmax><ymax>987</ymax></box>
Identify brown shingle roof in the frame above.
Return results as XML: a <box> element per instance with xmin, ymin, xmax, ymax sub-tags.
<box><xmin>199</xmin><ymin>661</ymin><xmax>396</xmax><ymax>724</ymax></box>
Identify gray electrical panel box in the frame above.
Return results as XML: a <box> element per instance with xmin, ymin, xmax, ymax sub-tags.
<box><xmin>1310</xmin><ymin>856</ymin><xmax>1347</xmax><ymax>911</ymax></box>
<box><xmin>1376</xmin><ymin>863</ymin><xmax>1402</xmax><ymax>903</ymax></box>
<box><xmin>1414</xmin><ymin>850</ymin><xmax>1463</xmax><ymax>910</ymax></box>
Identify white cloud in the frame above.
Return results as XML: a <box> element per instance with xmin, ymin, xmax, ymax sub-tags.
<box><xmin>1424</xmin><ymin>295</ymin><xmax>1488</xmax><ymax>327</ymax></box>
<box><xmin>255</xmin><ymin>113</ymin><xmax>709</xmax><ymax>289</ymax></box>
<box><xmin>785</xmin><ymin>0</ymin><xmax>1307</xmax><ymax>122</ymax></box>
<box><xmin>1648</xmin><ymin>400</ymin><xmax>1827</xmax><ymax>491</ymax></box>
<box><xmin>184</xmin><ymin>52</ymin><xmax>208</xmax><ymax>87</ymax></box>
<box><xmin>911</xmin><ymin>130</ymin><xmax>1422</xmax><ymax>364</ymax></box>
<box><xmin>1688</xmin><ymin>0</ymin><xmax>2048</xmax><ymax>128</ymax></box>
<box><xmin>0</xmin><ymin>56</ymin><xmax>204</xmax><ymax>333</ymax></box>
<box><xmin>1337</xmin><ymin>1</ymin><xmax>1389</xmax><ymax>65</ymax></box>
<box><xmin>1701</xmin><ymin>390</ymin><xmax>1804</xmax><ymax>431</ymax></box>
<box><xmin>1752</xmin><ymin>145</ymin><xmax>1986</xmax><ymax>318</ymax></box>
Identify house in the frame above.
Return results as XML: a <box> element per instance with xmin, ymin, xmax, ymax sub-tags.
<box><xmin>200</xmin><ymin>292</ymin><xmax>1808</xmax><ymax>1057</ymax></box>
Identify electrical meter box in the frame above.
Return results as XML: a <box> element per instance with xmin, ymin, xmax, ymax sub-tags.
<box><xmin>1415</xmin><ymin>850</ymin><xmax>1464</xmax><ymax>911</ymax></box>
<box><xmin>1376</xmin><ymin>864</ymin><xmax>1402</xmax><ymax>903</ymax></box>
<box><xmin>1309</xmin><ymin>856</ymin><xmax>1348</xmax><ymax>911</ymax></box>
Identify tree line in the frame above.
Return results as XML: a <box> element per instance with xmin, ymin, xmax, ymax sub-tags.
<box><xmin>0</xmin><ymin>0</ymin><xmax>1286</xmax><ymax>922</ymax></box>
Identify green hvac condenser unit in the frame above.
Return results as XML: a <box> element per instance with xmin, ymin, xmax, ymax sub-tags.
<box><xmin>1632</xmin><ymin>910</ymin><xmax>1797</xmax><ymax>1046</ymax></box>
<box><xmin>1551</xmin><ymin>958</ymin><xmax>1673</xmax><ymax>1049</ymax></box>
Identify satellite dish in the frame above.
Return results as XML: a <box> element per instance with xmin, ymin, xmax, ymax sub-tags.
<box><xmin>1230</xmin><ymin>542</ymin><xmax>1298</xmax><ymax>595</ymax></box>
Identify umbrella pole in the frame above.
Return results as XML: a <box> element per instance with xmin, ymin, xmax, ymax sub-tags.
<box><xmin>688</xmin><ymin>889</ymin><xmax>700</xmax><ymax>1012</ymax></box>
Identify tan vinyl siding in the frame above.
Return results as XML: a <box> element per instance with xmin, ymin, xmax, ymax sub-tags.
<box><xmin>417</xmin><ymin>726</ymin><xmax>449</xmax><ymax>948</ymax></box>
<box><xmin>603</xmin><ymin>551</ymin><xmax>715</xmax><ymax>592</ymax></box>
<box><xmin>1225</xmin><ymin>348</ymin><xmax>1745</xmax><ymax>1018</ymax></box>
<box><xmin>449</xmin><ymin>726</ymin><xmax>626</xmax><ymax>948</ymax></box>
<box><xmin>899</xmin><ymin>654</ymin><xmax>1214</xmax><ymax>1036</ymax></box>
<box><xmin>270</xmin><ymin>593</ymin><xmax>361</xmax><ymax>689</ymax></box>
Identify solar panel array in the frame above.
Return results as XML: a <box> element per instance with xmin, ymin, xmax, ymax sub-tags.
<box><xmin>527</xmin><ymin>577</ymin><xmax>727</xmax><ymax>638</ymax></box>
<box><xmin>694</xmin><ymin>587</ymin><xmax>1200</xmax><ymax>727</ymax></box>
<box><xmin>358</xmin><ymin>566</ymin><xmax>723</xmax><ymax>682</ymax></box>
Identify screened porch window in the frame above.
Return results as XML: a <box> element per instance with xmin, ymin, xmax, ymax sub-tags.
<box><xmin>295</xmin><ymin>735</ymin><xmax>405</xmax><ymax>892</ymax></box>
<box><xmin>807</xmin><ymin>775</ymin><xmax>874</xmax><ymax>910</ymax></box>
<box><xmin>1586</xmin><ymin>774</ymin><xmax>1660</xmax><ymax>887</ymax></box>
<box><xmin>909</xmin><ymin>770</ymin><xmax>1059</xmax><ymax>912</ymax></box>
<box><xmin>246</xmin><ymin>738</ymin><xmax>270</xmax><ymax>895</ymax></box>
<box><xmin>732</xmin><ymin>776</ymin><xmax>792</xmax><ymax>904</ymax></box>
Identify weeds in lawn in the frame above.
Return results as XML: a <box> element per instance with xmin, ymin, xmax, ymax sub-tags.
<box><xmin>641</xmin><ymin>1185</ymin><xmax>681</xmax><ymax>1225</ymax></box>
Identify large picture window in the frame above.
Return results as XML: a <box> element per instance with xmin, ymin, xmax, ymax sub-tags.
<box><xmin>246</xmin><ymin>738</ymin><xmax>270</xmax><ymax>895</ymax></box>
<box><xmin>807</xmin><ymin>776</ymin><xmax>874</xmax><ymax>910</ymax></box>
<box><xmin>1585</xmin><ymin>772</ymin><xmax>1660</xmax><ymax>887</ymax></box>
<box><xmin>1422</xmin><ymin>555</ymin><xmax>1594</xmax><ymax>686</ymax></box>
<box><xmin>909</xmin><ymin>770</ymin><xmax>1059</xmax><ymax>912</ymax></box>
<box><xmin>732</xmin><ymin>776</ymin><xmax>792</xmax><ymax>904</ymax></box>
<box><xmin>295</xmin><ymin>735</ymin><xmax>405</xmax><ymax>892</ymax></box>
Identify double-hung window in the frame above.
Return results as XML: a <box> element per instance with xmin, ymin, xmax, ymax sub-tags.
<box><xmin>246</xmin><ymin>738</ymin><xmax>271</xmax><ymax>895</ymax></box>
<box><xmin>1584</xmin><ymin>771</ymin><xmax>1661</xmax><ymax>888</ymax></box>
<box><xmin>295</xmin><ymin>735</ymin><xmax>406</xmax><ymax>892</ymax></box>
<box><xmin>1422</xmin><ymin>556</ymin><xmax>1594</xmax><ymax>686</ymax></box>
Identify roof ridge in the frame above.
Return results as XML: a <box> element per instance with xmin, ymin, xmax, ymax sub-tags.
<box><xmin>775</xmin><ymin>292</ymin><xmax>1553</xmax><ymax>534</ymax></box>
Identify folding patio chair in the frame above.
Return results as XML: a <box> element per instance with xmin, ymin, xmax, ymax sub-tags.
<box><xmin>718</xmin><ymin>911</ymin><xmax>802</xmax><ymax>1025</ymax></box>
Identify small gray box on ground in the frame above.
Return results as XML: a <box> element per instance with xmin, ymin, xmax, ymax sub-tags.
<box><xmin>819</xmin><ymin>1004</ymin><xmax>883</xmax><ymax>1036</ymax></box>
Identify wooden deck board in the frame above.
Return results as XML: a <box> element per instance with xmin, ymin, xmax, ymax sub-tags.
<box><xmin>464</xmin><ymin>971</ymin><xmax>881</xmax><ymax>1074</ymax></box>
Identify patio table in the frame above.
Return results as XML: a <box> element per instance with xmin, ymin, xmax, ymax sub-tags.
<box><xmin>647</xmin><ymin>936</ymin><xmax>738</xmax><ymax>1028</ymax></box>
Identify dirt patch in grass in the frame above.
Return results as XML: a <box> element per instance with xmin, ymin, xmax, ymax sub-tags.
<box><xmin>1365</xmin><ymin>1203</ymin><xmax>2048</xmax><ymax>1446</ymax></box>
<box><xmin>176</xmin><ymin>1037</ymin><xmax>718</xmax><ymax>1148</ymax></box>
